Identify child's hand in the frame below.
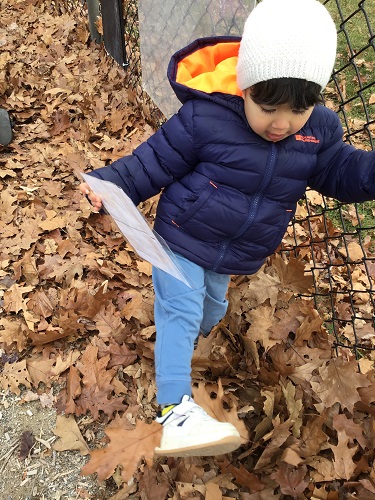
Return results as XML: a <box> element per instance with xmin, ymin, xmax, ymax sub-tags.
<box><xmin>79</xmin><ymin>182</ymin><xmax>103</xmax><ymax>211</ymax></box>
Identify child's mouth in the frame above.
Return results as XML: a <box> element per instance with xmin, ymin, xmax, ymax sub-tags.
<box><xmin>266</xmin><ymin>132</ymin><xmax>285</xmax><ymax>141</ymax></box>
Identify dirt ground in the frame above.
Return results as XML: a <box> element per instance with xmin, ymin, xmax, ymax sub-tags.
<box><xmin>0</xmin><ymin>390</ymin><xmax>116</xmax><ymax>500</ymax></box>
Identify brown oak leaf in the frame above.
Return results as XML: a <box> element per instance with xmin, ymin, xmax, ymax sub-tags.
<box><xmin>53</xmin><ymin>414</ymin><xmax>89</xmax><ymax>455</ymax></box>
<box><xmin>311</xmin><ymin>357</ymin><xmax>372</xmax><ymax>411</ymax></box>
<box><xmin>93</xmin><ymin>303</ymin><xmax>128</xmax><ymax>342</ymax></box>
<box><xmin>333</xmin><ymin>413</ymin><xmax>369</xmax><ymax>449</ymax></box>
<box><xmin>220</xmin><ymin>460</ymin><xmax>266</xmax><ymax>491</ymax></box>
<box><xmin>246</xmin><ymin>271</ymin><xmax>281</xmax><ymax>307</ymax></box>
<box><xmin>245</xmin><ymin>305</ymin><xmax>277</xmax><ymax>350</ymax></box>
<box><xmin>81</xmin><ymin>420</ymin><xmax>162</xmax><ymax>482</ymax></box>
<box><xmin>272</xmin><ymin>254</ymin><xmax>314</xmax><ymax>294</ymax></box>
<box><xmin>65</xmin><ymin>365</ymin><xmax>82</xmax><ymax>414</ymax></box>
<box><xmin>137</xmin><ymin>464</ymin><xmax>170</xmax><ymax>500</ymax></box>
<box><xmin>3</xmin><ymin>283</ymin><xmax>34</xmax><ymax>314</ymax></box>
<box><xmin>193</xmin><ymin>380</ymin><xmax>249</xmax><ymax>444</ymax></box>
<box><xmin>0</xmin><ymin>317</ymin><xmax>29</xmax><ymax>351</ymax></box>
<box><xmin>1</xmin><ymin>359</ymin><xmax>32</xmax><ymax>395</ymax></box>
<box><xmin>75</xmin><ymin>384</ymin><xmax>126</xmax><ymax>419</ymax></box>
<box><xmin>74</xmin><ymin>344</ymin><xmax>126</xmax><ymax>419</ymax></box>
<box><xmin>91</xmin><ymin>336</ymin><xmax>137</xmax><ymax>369</ymax></box>
<box><xmin>330</xmin><ymin>429</ymin><xmax>358</xmax><ymax>480</ymax></box>
<box><xmin>254</xmin><ymin>417</ymin><xmax>293</xmax><ymax>470</ymax></box>
<box><xmin>299</xmin><ymin>414</ymin><xmax>328</xmax><ymax>458</ymax></box>
<box><xmin>271</xmin><ymin>462</ymin><xmax>309</xmax><ymax>497</ymax></box>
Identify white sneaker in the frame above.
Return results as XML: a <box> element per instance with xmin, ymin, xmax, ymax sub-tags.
<box><xmin>154</xmin><ymin>395</ymin><xmax>242</xmax><ymax>457</ymax></box>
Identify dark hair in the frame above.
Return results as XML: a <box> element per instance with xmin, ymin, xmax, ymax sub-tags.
<box><xmin>249</xmin><ymin>78</ymin><xmax>322</xmax><ymax>109</ymax></box>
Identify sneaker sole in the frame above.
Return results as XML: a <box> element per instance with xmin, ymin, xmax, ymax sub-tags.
<box><xmin>154</xmin><ymin>435</ymin><xmax>242</xmax><ymax>457</ymax></box>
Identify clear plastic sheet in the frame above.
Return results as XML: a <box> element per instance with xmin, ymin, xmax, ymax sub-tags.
<box><xmin>138</xmin><ymin>0</ymin><xmax>256</xmax><ymax>118</ymax></box>
<box><xmin>81</xmin><ymin>173</ymin><xmax>194</xmax><ymax>288</ymax></box>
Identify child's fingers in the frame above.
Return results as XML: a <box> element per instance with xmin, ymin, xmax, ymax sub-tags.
<box><xmin>90</xmin><ymin>193</ymin><xmax>102</xmax><ymax>207</ymax></box>
<box><xmin>92</xmin><ymin>199</ymin><xmax>103</xmax><ymax>210</ymax></box>
<box><xmin>79</xmin><ymin>182</ymin><xmax>91</xmax><ymax>195</ymax></box>
<box><xmin>79</xmin><ymin>182</ymin><xmax>103</xmax><ymax>209</ymax></box>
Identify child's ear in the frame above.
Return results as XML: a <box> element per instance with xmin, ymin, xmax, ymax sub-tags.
<box><xmin>242</xmin><ymin>88</ymin><xmax>249</xmax><ymax>100</ymax></box>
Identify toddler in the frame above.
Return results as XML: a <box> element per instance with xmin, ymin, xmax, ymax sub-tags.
<box><xmin>80</xmin><ymin>0</ymin><xmax>375</xmax><ymax>457</ymax></box>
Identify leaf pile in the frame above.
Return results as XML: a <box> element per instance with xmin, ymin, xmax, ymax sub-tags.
<box><xmin>1</xmin><ymin>2</ymin><xmax>375</xmax><ymax>499</ymax></box>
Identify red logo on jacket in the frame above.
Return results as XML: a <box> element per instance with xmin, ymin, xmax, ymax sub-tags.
<box><xmin>295</xmin><ymin>134</ymin><xmax>320</xmax><ymax>143</ymax></box>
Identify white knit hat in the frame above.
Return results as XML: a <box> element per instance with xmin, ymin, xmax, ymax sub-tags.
<box><xmin>237</xmin><ymin>0</ymin><xmax>337</xmax><ymax>90</ymax></box>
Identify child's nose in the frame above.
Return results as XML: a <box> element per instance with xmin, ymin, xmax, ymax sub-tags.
<box><xmin>271</xmin><ymin>115</ymin><xmax>289</xmax><ymax>131</ymax></box>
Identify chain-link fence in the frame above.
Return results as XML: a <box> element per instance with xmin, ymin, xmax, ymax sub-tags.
<box><xmin>53</xmin><ymin>0</ymin><xmax>375</xmax><ymax>357</ymax></box>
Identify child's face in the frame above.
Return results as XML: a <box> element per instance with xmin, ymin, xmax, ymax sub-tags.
<box><xmin>243</xmin><ymin>89</ymin><xmax>314</xmax><ymax>142</ymax></box>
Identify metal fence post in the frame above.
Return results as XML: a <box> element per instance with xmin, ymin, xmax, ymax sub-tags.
<box><xmin>87</xmin><ymin>0</ymin><xmax>102</xmax><ymax>44</ymax></box>
<box><xmin>100</xmin><ymin>0</ymin><xmax>127</xmax><ymax>68</ymax></box>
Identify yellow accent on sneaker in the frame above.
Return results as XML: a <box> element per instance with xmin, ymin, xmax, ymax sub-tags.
<box><xmin>161</xmin><ymin>404</ymin><xmax>176</xmax><ymax>416</ymax></box>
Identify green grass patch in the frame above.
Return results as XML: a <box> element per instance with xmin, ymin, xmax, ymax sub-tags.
<box><xmin>319</xmin><ymin>1</ymin><xmax>375</xmax><ymax>238</ymax></box>
<box><xmin>325</xmin><ymin>201</ymin><xmax>375</xmax><ymax>238</ymax></box>
<box><xmin>323</xmin><ymin>0</ymin><xmax>375</xmax><ymax>122</ymax></box>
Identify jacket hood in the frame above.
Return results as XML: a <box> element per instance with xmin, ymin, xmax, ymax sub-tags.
<box><xmin>167</xmin><ymin>37</ymin><xmax>243</xmax><ymax>110</ymax></box>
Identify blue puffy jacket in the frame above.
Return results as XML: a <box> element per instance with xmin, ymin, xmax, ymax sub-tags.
<box><xmin>88</xmin><ymin>37</ymin><xmax>375</xmax><ymax>275</ymax></box>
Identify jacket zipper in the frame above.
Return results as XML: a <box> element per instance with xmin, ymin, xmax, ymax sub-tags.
<box><xmin>212</xmin><ymin>143</ymin><xmax>278</xmax><ymax>272</ymax></box>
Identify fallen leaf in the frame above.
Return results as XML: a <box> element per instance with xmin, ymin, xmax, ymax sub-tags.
<box><xmin>272</xmin><ymin>254</ymin><xmax>313</xmax><ymax>293</ymax></box>
<box><xmin>137</xmin><ymin>464</ymin><xmax>170</xmax><ymax>500</ymax></box>
<box><xmin>311</xmin><ymin>357</ymin><xmax>372</xmax><ymax>411</ymax></box>
<box><xmin>0</xmin><ymin>360</ymin><xmax>32</xmax><ymax>395</ymax></box>
<box><xmin>53</xmin><ymin>414</ymin><xmax>89</xmax><ymax>455</ymax></box>
<box><xmin>338</xmin><ymin>241</ymin><xmax>365</xmax><ymax>261</ymax></box>
<box><xmin>81</xmin><ymin>420</ymin><xmax>162</xmax><ymax>482</ymax></box>
<box><xmin>220</xmin><ymin>461</ymin><xmax>266</xmax><ymax>491</ymax></box>
<box><xmin>272</xmin><ymin>462</ymin><xmax>309</xmax><ymax>496</ymax></box>
<box><xmin>254</xmin><ymin>418</ymin><xmax>293</xmax><ymax>470</ymax></box>
<box><xmin>193</xmin><ymin>381</ymin><xmax>249</xmax><ymax>444</ymax></box>
<box><xmin>19</xmin><ymin>430</ymin><xmax>35</xmax><ymax>460</ymax></box>
<box><xmin>3</xmin><ymin>283</ymin><xmax>34</xmax><ymax>313</ymax></box>
<box><xmin>330</xmin><ymin>429</ymin><xmax>358</xmax><ymax>480</ymax></box>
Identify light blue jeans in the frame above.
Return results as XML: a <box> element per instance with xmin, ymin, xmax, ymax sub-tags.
<box><xmin>152</xmin><ymin>252</ymin><xmax>230</xmax><ymax>404</ymax></box>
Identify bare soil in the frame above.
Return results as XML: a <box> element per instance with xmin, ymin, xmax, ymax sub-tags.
<box><xmin>0</xmin><ymin>390</ymin><xmax>115</xmax><ymax>500</ymax></box>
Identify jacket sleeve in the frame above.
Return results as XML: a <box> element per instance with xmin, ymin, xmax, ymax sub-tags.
<box><xmin>308</xmin><ymin>113</ymin><xmax>375</xmax><ymax>203</ymax></box>
<box><xmin>87</xmin><ymin>100</ymin><xmax>198</xmax><ymax>205</ymax></box>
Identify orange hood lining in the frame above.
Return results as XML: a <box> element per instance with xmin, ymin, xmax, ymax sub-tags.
<box><xmin>176</xmin><ymin>42</ymin><xmax>242</xmax><ymax>97</ymax></box>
